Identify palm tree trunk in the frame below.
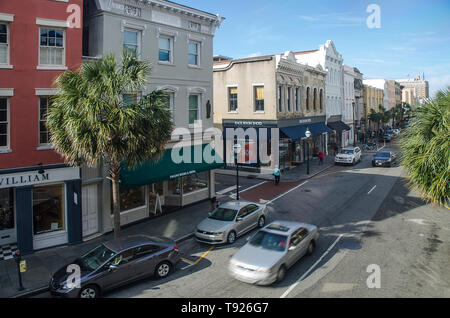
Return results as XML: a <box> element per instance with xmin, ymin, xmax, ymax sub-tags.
<box><xmin>110</xmin><ymin>161</ymin><xmax>121</xmax><ymax>239</ymax></box>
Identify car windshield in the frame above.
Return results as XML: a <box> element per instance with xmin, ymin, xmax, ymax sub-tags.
<box><xmin>249</xmin><ymin>231</ymin><xmax>288</xmax><ymax>252</ymax></box>
<box><xmin>340</xmin><ymin>149</ymin><xmax>354</xmax><ymax>155</ymax></box>
<box><xmin>209</xmin><ymin>207</ymin><xmax>238</xmax><ymax>222</ymax></box>
<box><xmin>78</xmin><ymin>244</ymin><xmax>116</xmax><ymax>272</ymax></box>
<box><xmin>377</xmin><ymin>152</ymin><xmax>390</xmax><ymax>158</ymax></box>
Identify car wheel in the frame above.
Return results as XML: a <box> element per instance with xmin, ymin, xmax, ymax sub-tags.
<box><xmin>257</xmin><ymin>216</ymin><xmax>266</xmax><ymax>228</ymax></box>
<box><xmin>155</xmin><ymin>261</ymin><xmax>172</xmax><ymax>279</ymax></box>
<box><xmin>227</xmin><ymin>231</ymin><xmax>237</xmax><ymax>244</ymax></box>
<box><xmin>276</xmin><ymin>265</ymin><xmax>287</xmax><ymax>283</ymax></box>
<box><xmin>79</xmin><ymin>285</ymin><xmax>100</xmax><ymax>299</ymax></box>
<box><xmin>307</xmin><ymin>240</ymin><xmax>316</xmax><ymax>256</ymax></box>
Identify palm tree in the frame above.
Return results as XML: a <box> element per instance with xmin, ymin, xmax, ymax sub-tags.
<box><xmin>47</xmin><ymin>52</ymin><xmax>174</xmax><ymax>238</ymax></box>
<box><xmin>400</xmin><ymin>88</ymin><xmax>449</xmax><ymax>207</ymax></box>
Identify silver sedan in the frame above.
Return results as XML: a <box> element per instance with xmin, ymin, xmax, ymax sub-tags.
<box><xmin>195</xmin><ymin>200</ymin><xmax>268</xmax><ymax>245</ymax></box>
<box><xmin>229</xmin><ymin>221</ymin><xmax>319</xmax><ymax>285</ymax></box>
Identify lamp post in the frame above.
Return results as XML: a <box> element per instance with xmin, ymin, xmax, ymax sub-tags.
<box><xmin>305</xmin><ymin>128</ymin><xmax>311</xmax><ymax>175</ymax></box>
<box><xmin>233</xmin><ymin>143</ymin><xmax>242</xmax><ymax>201</ymax></box>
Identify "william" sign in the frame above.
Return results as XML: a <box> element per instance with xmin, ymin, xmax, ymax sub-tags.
<box><xmin>0</xmin><ymin>167</ymin><xmax>80</xmax><ymax>189</ymax></box>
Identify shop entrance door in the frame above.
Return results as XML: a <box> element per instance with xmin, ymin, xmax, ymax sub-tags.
<box><xmin>82</xmin><ymin>184</ymin><xmax>99</xmax><ymax>237</ymax></box>
<box><xmin>0</xmin><ymin>189</ymin><xmax>16</xmax><ymax>246</ymax></box>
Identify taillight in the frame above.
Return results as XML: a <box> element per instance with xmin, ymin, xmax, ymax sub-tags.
<box><xmin>173</xmin><ymin>245</ymin><xmax>179</xmax><ymax>252</ymax></box>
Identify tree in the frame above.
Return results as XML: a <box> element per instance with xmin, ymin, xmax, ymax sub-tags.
<box><xmin>47</xmin><ymin>52</ymin><xmax>174</xmax><ymax>238</ymax></box>
<box><xmin>400</xmin><ymin>88</ymin><xmax>450</xmax><ymax>207</ymax></box>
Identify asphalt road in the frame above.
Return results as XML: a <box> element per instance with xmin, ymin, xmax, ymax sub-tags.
<box><xmin>102</xmin><ymin>143</ymin><xmax>449</xmax><ymax>298</ymax></box>
<box><xmin>35</xmin><ymin>143</ymin><xmax>450</xmax><ymax>299</ymax></box>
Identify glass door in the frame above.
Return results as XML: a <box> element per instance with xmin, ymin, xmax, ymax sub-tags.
<box><xmin>0</xmin><ymin>188</ymin><xmax>16</xmax><ymax>246</ymax></box>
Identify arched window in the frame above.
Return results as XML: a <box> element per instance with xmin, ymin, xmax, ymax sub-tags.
<box><xmin>320</xmin><ymin>89</ymin><xmax>323</xmax><ymax>111</ymax></box>
<box><xmin>306</xmin><ymin>87</ymin><xmax>310</xmax><ymax>111</ymax></box>
<box><xmin>313</xmin><ymin>88</ymin><xmax>317</xmax><ymax>111</ymax></box>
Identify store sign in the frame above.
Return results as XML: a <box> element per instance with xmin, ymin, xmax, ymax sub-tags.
<box><xmin>299</xmin><ymin>119</ymin><xmax>312</xmax><ymax>124</ymax></box>
<box><xmin>0</xmin><ymin>167</ymin><xmax>80</xmax><ymax>189</ymax></box>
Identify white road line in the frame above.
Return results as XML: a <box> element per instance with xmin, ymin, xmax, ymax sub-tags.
<box><xmin>280</xmin><ymin>234</ymin><xmax>344</xmax><ymax>299</ymax></box>
<box><xmin>367</xmin><ymin>185</ymin><xmax>377</xmax><ymax>195</ymax></box>
<box><xmin>267</xmin><ymin>181</ymin><xmax>309</xmax><ymax>205</ymax></box>
<box><xmin>217</xmin><ymin>185</ymin><xmax>241</xmax><ymax>195</ymax></box>
<box><xmin>240</xmin><ymin>181</ymin><xmax>268</xmax><ymax>194</ymax></box>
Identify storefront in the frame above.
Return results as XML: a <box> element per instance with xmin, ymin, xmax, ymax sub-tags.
<box><xmin>222</xmin><ymin>117</ymin><xmax>331</xmax><ymax>173</ymax></box>
<box><xmin>0</xmin><ymin>165</ymin><xmax>82</xmax><ymax>255</ymax></box>
<box><xmin>114</xmin><ymin>143</ymin><xmax>224</xmax><ymax>227</ymax></box>
<box><xmin>327</xmin><ymin>116</ymin><xmax>351</xmax><ymax>151</ymax></box>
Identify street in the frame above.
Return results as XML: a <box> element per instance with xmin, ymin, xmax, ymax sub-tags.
<box><xmin>83</xmin><ymin>143</ymin><xmax>448</xmax><ymax>298</ymax></box>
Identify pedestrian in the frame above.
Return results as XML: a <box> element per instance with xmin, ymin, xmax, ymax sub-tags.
<box><xmin>210</xmin><ymin>197</ymin><xmax>218</xmax><ymax>211</ymax></box>
<box><xmin>318</xmin><ymin>150</ymin><xmax>325</xmax><ymax>165</ymax></box>
<box><xmin>333</xmin><ymin>144</ymin><xmax>338</xmax><ymax>156</ymax></box>
<box><xmin>273</xmin><ymin>166</ymin><xmax>281</xmax><ymax>185</ymax></box>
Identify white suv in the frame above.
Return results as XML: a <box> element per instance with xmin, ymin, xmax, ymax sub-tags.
<box><xmin>335</xmin><ymin>147</ymin><xmax>362</xmax><ymax>166</ymax></box>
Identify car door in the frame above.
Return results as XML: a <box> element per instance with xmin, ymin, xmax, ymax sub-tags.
<box><xmin>97</xmin><ymin>249</ymin><xmax>137</xmax><ymax>291</ymax></box>
<box><xmin>286</xmin><ymin>228</ymin><xmax>310</xmax><ymax>268</ymax></box>
<box><xmin>245</xmin><ymin>204</ymin><xmax>261</xmax><ymax>230</ymax></box>
<box><xmin>133</xmin><ymin>244</ymin><xmax>163</xmax><ymax>279</ymax></box>
<box><xmin>235</xmin><ymin>207</ymin><xmax>251</xmax><ymax>236</ymax></box>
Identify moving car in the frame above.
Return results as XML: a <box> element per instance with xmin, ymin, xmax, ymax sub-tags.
<box><xmin>49</xmin><ymin>235</ymin><xmax>180</xmax><ymax>298</ymax></box>
<box><xmin>334</xmin><ymin>147</ymin><xmax>362</xmax><ymax>165</ymax></box>
<box><xmin>379</xmin><ymin>134</ymin><xmax>392</xmax><ymax>142</ymax></box>
<box><xmin>229</xmin><ymin>221</ymin><xmax>319</xmax><ymax>285</ymax></box>
<box><xmin>195</xmin><ymin>200</ymin><xmax>267</xmax><ymax>245</ymax></box>
<box><xmin>372</xmin><ymin>151</ymin><xmax>397</xmax><ymax>167</ymax></box>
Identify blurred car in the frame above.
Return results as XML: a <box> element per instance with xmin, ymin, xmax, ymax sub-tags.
<box><xmin>195</xmin><ymin>200</ymin><xmax>267</xmax><ymax>245</ymax></box>
<box><xmin>393</xmin><ymin>128</ymin><xmax>400</xmax><ymax>135</ymax></box>
<box><xmin>49</xmin><ymin>235</ymin><xmax>180</xmax><ymax>298</ymax></box>
<box><xmin>334</xmin><ymin>147</ymin><xmax>362</xmax><ymax>165</ymax></box>
<box><xmin>372</xmin><ymin>151</ymin><xmax>397</xmax><ymax>167</ymax></box>
<box><xmin>229</xmin><ymin>221</ymin><xmax>319</xmax><ymax>286</ymax></box>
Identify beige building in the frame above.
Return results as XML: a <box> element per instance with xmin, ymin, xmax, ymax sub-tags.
<box><xmin>363</xmin><ymin>85</ymin><xmax>385</xmax><ymax>131</ymax></box>
<box><xmin>397</xmin><ymin>75</ymin><xmax>430</xmax><ymax>105</ymax></box>
<box><xmin>213</xmin><ymin>51</ymin><xmax>330</xmax><ymax>173</ymax></box>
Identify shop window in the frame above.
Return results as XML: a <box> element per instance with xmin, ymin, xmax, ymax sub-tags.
<box><xmin>0</xmin><ymin>188</ymin><xmax>14</xmax><ymax>231</ymax></box>
<box><xmin>112</xmin><ymin>186</ymin><xmax>146</xmax><ymax>213</ymax></box>
<box><xmin>183</xmin><ymin>172</ymin><xmax>208</xmax><ymax>194</ymax></box>
<box><xmin>33</xmin><ymin>184</ymin><xmax>65</xmax><ymax>235</ymax></box>
<box><xmin>168</xmin><ymin>178</ymin><xmax>182</xmax><ymax>195</ymax></box>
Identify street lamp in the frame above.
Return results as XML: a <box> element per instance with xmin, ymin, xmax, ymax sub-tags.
<box><xmin>233</xmin><ymin>143</ymin><xmax>242</xmax><ymax>201</ymax></box>
<box><xmin>305</xmin><ymin>128</ymin><xmax>312</xmax><ymax>175</ymax></box>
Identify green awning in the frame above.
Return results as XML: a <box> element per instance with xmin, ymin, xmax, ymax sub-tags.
<box><xmin>120</xmin><ymin>144</ymin><xmax>224</xmax><ymax>189</ymax></box>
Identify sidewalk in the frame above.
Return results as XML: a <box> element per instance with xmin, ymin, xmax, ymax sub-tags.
<box><xmin>0</xmin><ymin>156</ymin><xmax>335</xmax><ymax>298</ymax></box>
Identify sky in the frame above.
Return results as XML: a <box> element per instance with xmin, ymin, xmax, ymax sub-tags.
<box><xmin>175</xmin><ymin>0</ymin><xmax>450</xmax><ymax>97</ymax></box>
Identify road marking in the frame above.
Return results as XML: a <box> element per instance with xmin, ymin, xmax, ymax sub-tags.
<box><xmin>240</xmin><ymin>181</ymin><xmax>268</xmax><ymax>193</ymax></box>
<box><xmin>280</xmin><ymin>234</ymin><xmax>344</xmax><ymax>299</ymax></box>
<box><xmin>217</xmin><ymin>186</ymin><xmax>241</xmax><ymax>195</ymax></box>
<box><xmin>180</xmin><ymin>246</ymin><xmax>215</xmax><ymax>270</ymax></box>
<box><xmin>367</xmin><ymin>185</ymin><xmax>377</xmax><ymax>195</ymax></box>
<box><xmin>267</xmin><ymin>181</ymin><xmax>309</xmax><ymax>205</ymax></box>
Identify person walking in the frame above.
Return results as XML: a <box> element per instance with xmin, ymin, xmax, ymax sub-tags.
<box><xmin>318</xmin><ymin>150</ymin><xmax>325</xmax><ymax>165</ymax></box>
<box><xmin>274</xmin><ymin>166</ymin><xmax>281</xmax><ymax>185</ymax></box>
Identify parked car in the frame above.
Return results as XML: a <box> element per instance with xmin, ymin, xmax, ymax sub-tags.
<box><xmin>379</xmin><ymin>134</ymin><xmax>392</xmax><ymax>142</ymax></box>
<box><xmin>195</xmin><ymin>200</ymin><xmax>267</xmax><ymax>245</ymax></box>
<box><xmin>372</xmin><ymin>151</ymin><xmax>397</xmax><ymax>167</ymax></box>
<box><xmin>334</xmin><ymin>147</ymin><xmax>362</xmax><ymax>165</ymax></box>
<box><xmin>49</xmin><ymin>235</ymin><xmax>180</xmax><ymax>298</ymax></box>
<box><xmin>393</xmin><ymin>128</ymin><xmax>401</xmax><ymax>135</ymax></box>
<box><xmin>228</xmin><ymin>221</ymin><xmax>319</xmax><ymax>285</ymax></box>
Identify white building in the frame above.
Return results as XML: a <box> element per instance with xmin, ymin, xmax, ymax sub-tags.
<box><xmin>343</xmin><ymin>65</ymin><xmax>356</xmax><ymax>146</ymax></box>
<box><xmin>294</xmin><ymin>40</ymin><xmax>349</xmax><ymax>149</ymax></box>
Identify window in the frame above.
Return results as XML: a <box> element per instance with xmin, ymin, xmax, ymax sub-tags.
<box><xmin>32</xmin><ymin>184</ymin><xmax>65</xmax><ymax>235</ymax></box>
<box><xmin>295</xmin><ymin>87</ymin><xmax>300</xmax><ymax>112</ymax></box>
<box><xmin>278</xmin><ymin>86</ymin><xmax>283</xmax><ymax>112</ymax></box>
<box><xmin>110</xmin><ymin>249</ymin><xmax>134</xmax><ymax>267</ymax></box>
<box><xmin>0</xmin><ymin>98</ymin><xmax>8</xmax><ymax>148</ymax></box>
<box><xmin>0</xmin><ymin>188</ymin><xmax>14</xmax><ymax>231</ymax></box>
<box><xmin>163</xmin><ymin>91</ymin><xmax>175</xmax><ymax>119</ymax></box>
<box><xmin>183</xmin><ymin>172</ymin><xmax>208</xmax><ymax>194</ymax></box>
<box><xmin>0</xmin><ymin>23</ymin><xmax>8</xmax><ymax>64</ymax></box>
<box><xmin>254</xmin><ymin>86</ymin><xmax>264</xmax><ymax>112</ymax></box>
<box><xmin>112</xmin><ymin>186</ymin><xmax>146</xmax><ymax>213</ymax></box>
<box><xmin>306</xmin><ymin>87</ymin><xmax>310</xmax><ymax>111</ymax></box>
<box><xmin>320</xmin><ymin>89</ymin><xmax>323</xmax><ymax>111</ymax></box>
<box><xmin>158</xmin><ymin>36</ymin><xmax>172</xmax><ymax>63</ymax></box>
<box><xmin>228</xmin><ymin>87</ymin><xmax>238</xmax><ymax>112</ymax></box>
<box><xmin>39</xmin><ymin>28</ymin><xmax>64</xmax><ymax>66</ymax></box>
<box><xmin>122</xmin><ymin>93</ymin><xmax>139</xmax><ymax>107</ymax></box>
<box><xmin>313</xmin><ymin>88</ymin><xmax>317</xmax><ymax>111</ymax></box>
<box><xmin>188</xmin><ymin>94</ymin><xmax>199</xmax><ymax>124</ymax></box>
<box><xmin>289</xmin><ymin>228</ymin><xmax>309</xmax><ymax>247</ymax></box>
<box><xmin>123</xmin><ymin>29</ymin><xmax>140</xmax><ymax>58</ymax></box>
<box><xmin>39</xmin><ymin>97</ymin><xmax>51</xmax><ymax>145</ymax></box>
<box><xmin>287</xmin><ymin>87</ymin><xmax>292</xmax><ymax>112</ymax></box>
<box><xmin>135</xmin><ymin>245</ymin><xmax>161</xmax><ymax>259</ymax></box>
<box><xmin>188</xmin><ymin>41</ymin><xmax>199</xmax><ymax>66</ymax></box>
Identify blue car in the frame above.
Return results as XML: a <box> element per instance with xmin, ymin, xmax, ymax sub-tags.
<box><xmin>372</xmin><ymin>152</ymin><xmax>397</xmax><ymax>167</ymax></box>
